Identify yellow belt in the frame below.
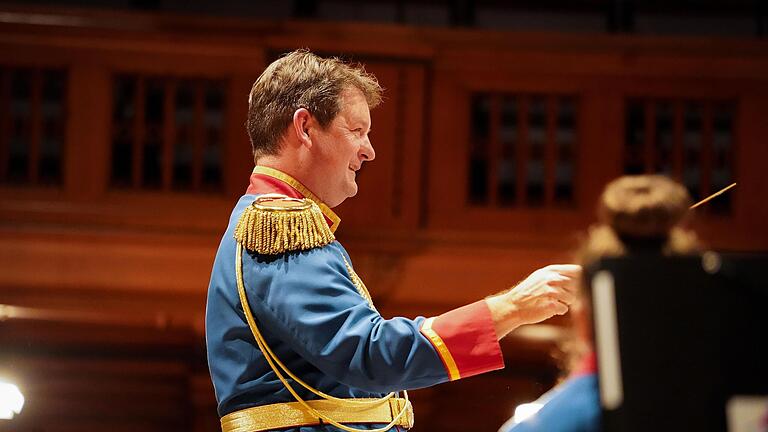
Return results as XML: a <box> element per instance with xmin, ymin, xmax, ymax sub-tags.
<box><xmin>221</xmin><ymin>397</ymin><xmax>414</xmax><ymax>432</ymax></box>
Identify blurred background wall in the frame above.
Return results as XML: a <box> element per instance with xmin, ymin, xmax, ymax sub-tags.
<box><xmin>0</xmin><ymin>1</ymin><xmax>766</xmax><ymax>430</ymax></box>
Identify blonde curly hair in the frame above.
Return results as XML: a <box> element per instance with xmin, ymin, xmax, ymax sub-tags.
<box><xmin>577</xmin><ymin>175</ymin><xmax>700</xmax><ymax>267</ymax></box>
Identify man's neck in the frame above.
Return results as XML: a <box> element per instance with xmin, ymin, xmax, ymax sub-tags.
<box><xmin>257</xmin><ymin>156</ymin><xmax>322</xmax><ymax>201</ymax></box>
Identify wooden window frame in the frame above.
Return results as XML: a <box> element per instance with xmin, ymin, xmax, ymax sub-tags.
<box><xmin>0</xmin><ymin>42</ymin><xmax>264</xmax><ymax>233</ymax></box>
<box><xmin>621</xmin><ymin>81</ymin><xmax>742</xmax><ymax>220</ymax></box>
<box><xmin>429</xmin><ymin>75</ymin><xmax>591</xmax><ymax>237</ymax></box>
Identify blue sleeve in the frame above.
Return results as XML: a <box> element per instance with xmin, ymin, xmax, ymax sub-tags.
<box><xmin>240</xmin><ymin>243</ymin><xmax>450</xmax><ymax>393</ymax></box>
<box><xmin>500</xmin><ymin>375</ymin><xmax>601</xmax><ymax>432</ymax></box>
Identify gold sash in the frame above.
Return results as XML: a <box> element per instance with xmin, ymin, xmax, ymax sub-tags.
<box><xmin>221</xmin><ymin>397</ymin><xmax>414</xmax><ymax>432</ymax></box>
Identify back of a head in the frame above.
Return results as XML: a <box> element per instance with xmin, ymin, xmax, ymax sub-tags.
<box><xmin>578</xmin><ymin>175</ymin><xmax>700</xmax><ymax>267</ymax></box>
<box><xmin>565</xmin><ymin>175</ymin><xmax>701</xmax><ymax>370</ymax></box>
<box><xmin>246</xmin><ymin>49</ymin><xmax>382</xmax><ymax>162</ymax></box>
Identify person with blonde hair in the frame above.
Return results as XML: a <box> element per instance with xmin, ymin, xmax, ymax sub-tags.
<box><xmin>499</xmin><ymin>175</ymin><xmax>700</xmax><ymax>432</ymax></box>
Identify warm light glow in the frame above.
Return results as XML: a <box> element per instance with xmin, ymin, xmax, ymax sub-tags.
<box><xmin>513</xmin><ymin>402</ymin><xmax>543</xmax><ymax>424</ymax></box>
<box><xmin>0</xmin><ymin>381</ymin><xmax>24</xmax><ymax>420</ymax></box>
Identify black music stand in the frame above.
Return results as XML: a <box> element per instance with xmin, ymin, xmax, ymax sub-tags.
<box><xmin>588</xmin><ymin>254</ymin><xmax>768</xmax><ymax>432</ymax></box>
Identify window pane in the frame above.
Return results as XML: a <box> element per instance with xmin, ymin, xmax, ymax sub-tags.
<box><xmin>498</xmin><ymin>96</ymin><xmax>517</xmax><ymax>206</ymax></box>
<box><xmin>526</xmin><ymin>96</ymin><xmax>546</xmax><ymax>206</ymax></box>
<box><xmin>555</xmin><ymin>97</ymin><xmax>576</xmax><ymax>204</ymax></box>
<box><xmin>202</xmin><ymin>81</ymin><xmax>224</xmax><ymax>191</ymax></box>
<box><xmin>173</xmin><ymin>80</ymin><xmax>194</xmax><ymax>190</ymax></box>
<box><xmin>683</xmin><ymin>102</ymin><xmax>703</xmax><ymax>202</ymax></box>
<box><xmin>7</xmin><ymin>69</ymin><xmax>31</xmax><ymax>183</ymax></box>
<box><xmin>38</xmin><ymin>69</ymin><xmax>66</xmax><ymax>185</ymax></box>
<box><xmin>624</xmin><ymin>100</ymin><xmax>644</xmax><ymax>175</ymax></box>
<box><xmin>710</xmin><ymin>102</ymin><xmax>735</xmax><ymax>214</ymax></box>
<box><xmin>654</xmin><ymin>101</ymin><xmax>673</xmax><ymax>175</ymax></box>
<box><xmin>111</xmin><ymin>75</ymin><xmax>135</xmax><ymax>187</ymax></box>
<box><xmin>468</xmin><ymin>94</ymin><xmax>490</xmax><ymax>205</ymax></box>
<box><xmin>142</xmin><ymin>78</ymin><xmax>164</xmax><ymax>189</ymax></box>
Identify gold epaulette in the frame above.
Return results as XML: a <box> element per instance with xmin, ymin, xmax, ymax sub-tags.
<box><xmin>234</xmin><ymin>194</ymin><xmax>335</xmax><ymax>255</ymax></box>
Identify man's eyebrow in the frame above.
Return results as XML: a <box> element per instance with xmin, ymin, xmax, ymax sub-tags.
<box><xmin>349</xmin><ymin>122</ymin><xmax>369</xmax><ymax>131</ymax></box>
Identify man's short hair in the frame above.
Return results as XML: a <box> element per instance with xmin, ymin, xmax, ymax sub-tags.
<box><xmin>246</xmin><ymin>49</ymin><xmax>383</xmax><ymax>161</ymax></box>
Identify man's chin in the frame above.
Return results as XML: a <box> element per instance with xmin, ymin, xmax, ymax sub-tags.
<box><xmin>328</xmin><ymin>186</ymin><xmax>357</xmax><ymax>208</ymax></box>
<box><xmin>344</xmin><ymin>180</ymin><xmax>358</xmax><ymax>197</ymax></box>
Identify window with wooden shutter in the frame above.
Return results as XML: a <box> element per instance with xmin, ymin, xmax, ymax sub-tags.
<box><xmin>469</xmin><ymin>92</ymin><xmax>579</xmax><ymax>208</ymax></box>
<box><xmin>0</xmin><ymin>67</ymin><xmax>67</xmax><ymax>186</ymax></box>
<box><xmin>111</xmin><ymin>75</ymin><xmax>227</xmax><ymax>193</ymax></box>
<box><xmin>624</xmin><ymin>98</ymin><xmax>736</xmax><ymax>214</ymax></box>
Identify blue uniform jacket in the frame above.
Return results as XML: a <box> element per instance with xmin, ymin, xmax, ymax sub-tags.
<box><xmin>206</xmin><ymin>168</ymin><xmax>505</xmax><ymax>431</ymax></box>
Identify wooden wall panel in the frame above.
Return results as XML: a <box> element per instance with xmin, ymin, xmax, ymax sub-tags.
<box><xmin>65</xmin><ymin>63</ymin><xmax>111</xmax><ymax>201</ymax></box>
<box><xmin>0</xmin><ymin>229</ymin><xmax>218</xmax><ymax>296</ymax></box>
<box><xmin>427</xmin><ymin>67</ymin><xmax>478</xmax><ymax>229</ymax></box>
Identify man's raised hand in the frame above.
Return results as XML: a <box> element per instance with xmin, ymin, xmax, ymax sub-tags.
<box><xmin>485</xmin><ymin>264</ymin><xmax>582</xmax><ymax>339</ymax></box>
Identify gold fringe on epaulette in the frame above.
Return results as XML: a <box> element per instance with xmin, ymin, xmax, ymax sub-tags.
<box><xmin>234</xmin><ymin>197</ymin><xmax>335</xmax><ymax>255</ymax></box>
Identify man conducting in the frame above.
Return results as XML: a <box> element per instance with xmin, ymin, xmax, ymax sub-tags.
<box><xmin>206</xmin><ymin>49</ymin><xmax>580</xmax><ymax>432</ymax></box>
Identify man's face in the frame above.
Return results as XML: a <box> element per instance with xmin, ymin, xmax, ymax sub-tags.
<box><xmin>310</xmin><ymin>87</ymin><xmax>375</xmax><ymax>207</ymax></box>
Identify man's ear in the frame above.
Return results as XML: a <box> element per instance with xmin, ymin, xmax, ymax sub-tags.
<box><xmin>292</xmin><ymin>108</ymin><xmax>312</xmax><ymax>148</ymax></box>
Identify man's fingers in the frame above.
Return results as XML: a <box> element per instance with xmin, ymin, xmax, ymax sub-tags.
<box><xmin>548</xmin><ymin>287</ymin><xmax>576</xmax><ymax>306</ymax></box>
<box><xmin>547</xmin><ymin>274</ymin><xmax>579</xmax><ymax>294</ymax></box>
<box><xmin>551</xmin><ymin>300</ymin><xmax>569</xmax><ymax>316</ymax></box>
<box><xmin>548</xmin><ymin>274</ymin><xmax>573</xmax><ymax>285</ymax></box>
<box><xmin>528</xmin><ymin>271</ymin><xmax>579</xmax><ymax>293</ymax></box>
<box><xmin>546</xmin><ymin>264</ymin><xmax>582</xmax><ymax>278</ymax></box>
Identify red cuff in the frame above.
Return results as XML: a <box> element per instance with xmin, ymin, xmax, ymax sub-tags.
<box><xmin>420</xmin><ymin>300</ymin><xmax>505</xmax><ymax>381</ymax></box>
<box><xmin>571</xmin><ymin>350</ymin><xmax>597</xmax><ymax>377</ymax></box>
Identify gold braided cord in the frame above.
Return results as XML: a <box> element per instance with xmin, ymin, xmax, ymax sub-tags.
<box><xmin>235</xmin><ymin>244</ymin><xmax>411</xmax><ymax>432</ymax></box>
<box><xmin>235</xmin><ymin>243</ymin><xmax>375</xmax><ymax>403</ymax></box>
<box><xmin>234</xmin><ymin>196</ymin><xmax>335</xmax><ymax>255</ymax></box>
<box><xmin>235</xmin><ymin>243</ymin><xmax>395</xmax><ymax>404</ymax></box>
<box><xmin>341</xmin><ymin>255</ymin><xmax>377</xmax><ymax>312</ymax></box>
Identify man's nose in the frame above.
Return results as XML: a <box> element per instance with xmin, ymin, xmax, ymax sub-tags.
<box><xmin>360</xmin><ymin>137</ymin><xmax>375</xmax><ymax>162</ymax></box>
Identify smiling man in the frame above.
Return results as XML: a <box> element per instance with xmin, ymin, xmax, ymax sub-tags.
<box><xmin>205</xmin><ymin>50</ymin><xmax>580</xmax><ymax>432</ymax></box>
<box><xmin>256</xmin><ymin>85</ymin><xmax>374</xmax><ymax>209</ymax></box>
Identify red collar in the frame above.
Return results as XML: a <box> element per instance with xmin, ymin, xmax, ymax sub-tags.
<box><xmin>245</xmin><ymin>166</ymin><xmax>341</xmax><ymax>233</ymax></box>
